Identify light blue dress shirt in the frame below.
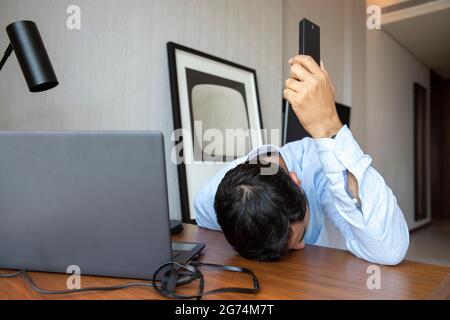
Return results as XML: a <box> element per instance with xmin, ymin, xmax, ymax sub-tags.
<box><xmin>194</xmin><ymin>125</ymin><xmax>410</xmax><ymax>265</ymax></box>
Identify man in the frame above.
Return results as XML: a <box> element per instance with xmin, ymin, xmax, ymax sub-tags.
<box><xmin>194</xmin><ymin>55</ymin><xmax>409</xmax><ymax>265</ymax></box>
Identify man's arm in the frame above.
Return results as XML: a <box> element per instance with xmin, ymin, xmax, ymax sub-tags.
<box><xmin>284</xmin><ymin>55</ymin><xmax>409</xmax><ymax>265</ymax></box>
<box><xmin>315</xmin><ymin>126</ymin><xmax>409</xmax><ymax>265</ymax></box>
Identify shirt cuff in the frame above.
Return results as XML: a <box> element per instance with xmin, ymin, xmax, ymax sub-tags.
<box><xmin>314</xmin><ymin>125</ymin><xmax>372</xmax><ymax>181</ymax></box>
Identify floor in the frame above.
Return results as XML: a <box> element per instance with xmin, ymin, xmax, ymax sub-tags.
<box><xmin>406</xmin><ymin>219</ymin><xmax>450</xmax><ymax>267</ymax></box>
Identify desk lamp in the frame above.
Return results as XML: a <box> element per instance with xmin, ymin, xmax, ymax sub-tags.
<box><xmin>0</xmin><ymin>20</ymin><xmax>58</xmax><ymax>92</ymax></box>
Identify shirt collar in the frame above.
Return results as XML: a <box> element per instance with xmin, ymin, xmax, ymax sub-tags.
<box><xmin>246</xmin><ymin>144</ymin><xmax>281</xmax><ymax>162</ymax></box>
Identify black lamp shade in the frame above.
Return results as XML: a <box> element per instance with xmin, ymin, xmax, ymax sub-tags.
<box><xmin>6</xmin><ymin>20</ymin><xmax>58</xmax><ymax>92</ymax></box>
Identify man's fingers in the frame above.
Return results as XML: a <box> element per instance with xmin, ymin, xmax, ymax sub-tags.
<box><xmin>285</xmin><ymin>78</ymin><xmax>302</xmax><ymax>93</ymax></box>
<box><xmin>283</xmin><ymin>88</ymin><xmax>296</xmax><ymax>102</ymax></box>
<box><xmin>321</xmin><ymin>60</ymin><xmax>336</xmax><ymax>96</ymax></box>
<box><xmin>290</xmin><ymin>64</ymin><xmax>311</xmax><ymax>82</ymax></box>
<box><xmin>289</xmin><ymin>55</ymin><xmax>322</xmax><ymax>75</ymax></box>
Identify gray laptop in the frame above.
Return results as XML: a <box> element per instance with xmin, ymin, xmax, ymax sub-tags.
<box><xmin>0</xmin><ymin>131</ymin><xmax>204</xmax><ymax>280</ymax></box>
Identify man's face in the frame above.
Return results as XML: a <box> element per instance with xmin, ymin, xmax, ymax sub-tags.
<box><xmin>288</xmin><ymin>205</ymin><xmax>310</xmax><ymax>250</ymax></box>
<box><xmin>286</xmin><ymin>171</ymin><xmax>310</xmax><ymax>251</ymax></box>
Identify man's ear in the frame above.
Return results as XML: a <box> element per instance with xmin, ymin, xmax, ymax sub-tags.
<box><xmin>291</xmin><ymin>240</ymin><xmax>306</xmax><ymax>250</ymax></box>
<box><xmin>289</xmin><ymin>171</ymin><xmax>301</xmax><ymax>187</ymax></box>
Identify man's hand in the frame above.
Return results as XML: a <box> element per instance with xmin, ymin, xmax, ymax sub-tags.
<box><xmin>283</xmin><ymin>55</ymin><xmax>343</xmax><ymax>139</ymax></box>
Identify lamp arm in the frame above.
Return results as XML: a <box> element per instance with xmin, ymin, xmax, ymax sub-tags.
<box><xmin>0</xmin><ymin>44</ymin><xmax>13</xmax><ymax>71</ymax></box>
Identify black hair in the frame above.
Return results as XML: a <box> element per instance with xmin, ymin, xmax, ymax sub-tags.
<box><xmin>214</xmin><ymin>160</ymin><xmax>308</xmax><ymax>261</ymax></box>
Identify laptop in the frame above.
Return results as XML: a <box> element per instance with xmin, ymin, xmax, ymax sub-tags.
<box><xmin>0</xmin><ymin>131</ymin><xmax>204</xmax><ymax>280</ymax></box>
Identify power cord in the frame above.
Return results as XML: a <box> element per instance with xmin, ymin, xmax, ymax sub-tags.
<box><xmin>0</xmin><ymin>261</ymin><xmax>260</xmax><ymax>299</ymax></box>
<box><xmin>0</xmin><ymin>270</ymin><xmax>23</xmax><ymax>278</ymax></box>
<box><xmin>0</xmin><ymin>269</ymin><xmax>159</xmax><ymax>295</ymax></box>
<box><xmin>153</xmin><ymin>261</ymin><xmax>260</xmax><ymax>300</ymax></box>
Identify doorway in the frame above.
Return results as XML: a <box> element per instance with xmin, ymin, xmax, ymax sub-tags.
<box><xmin>430</xmin><ymin>71</ymin><xmax>450</xmax><ymax>220</ymax></box>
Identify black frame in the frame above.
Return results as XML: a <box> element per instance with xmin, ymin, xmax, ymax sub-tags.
<box><xmin>414</xmin><ymin>82</ymin><xmax>428</xmax><ymax>222</ymax></box>
<box><xmin>282</xmin><ymin>99</ymin><xmax>351</xmax><ymax>145</ymax></box>
<box><xmin>167</xmin><ymin>42</ymin><xmax>263</xmax><ymax>223</ymax></box>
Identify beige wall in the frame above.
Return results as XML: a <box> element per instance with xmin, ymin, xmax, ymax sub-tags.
<box><xmin>366</xmin><ymin>26</ymin><xmax>430</xmax><ymax>229</ymax></box>
<box><xmin>366</xmin><ymin>0</ymin><xmax>431</xmax><ymax>229</ymax></box>
<box><xmin>0</xmin><ymin>0</ymin><xmax>283</xmax><ymax>220</ymax></box>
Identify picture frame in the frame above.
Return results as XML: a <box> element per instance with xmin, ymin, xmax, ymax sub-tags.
<box><xmin>167</xmin><ymin>42</ymin><xmax>264</xmax><ymax>223</ymax></box>
<box><xmin>282</xmin><ymin>99</ymin><xmax>351</xmax><ymax>145</ymax></box>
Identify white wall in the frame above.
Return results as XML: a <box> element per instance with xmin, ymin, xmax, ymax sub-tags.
<box><xmin>366</xmin><ymin>16</ymin><xmax>431</xmax><ymax>229</ymax></box>
<box><xmin>0</xmin><ymin>0</ymin><xmax>283</xmax><ymax>220</ymax></box>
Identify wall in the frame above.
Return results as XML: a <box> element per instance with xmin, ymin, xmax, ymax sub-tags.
<box><xmin>0</xmin><ymin>0</ymin><xmax>283</xmax><ymax>220</ymax></box>
<box><xmin>366</xmin><ymin>0</ymin><xmax>431</xmax><ymax>229</ymax></box>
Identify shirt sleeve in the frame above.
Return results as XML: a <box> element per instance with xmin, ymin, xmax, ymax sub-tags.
<box><xmin>194</xmin><ymin>164</ymin><xmax>231</xmax><ymax>231</ymax></box>
<box><xmin>314</xmin><ymin>125</ymin><xmax>410</xmax><ymax>265</ymax></box>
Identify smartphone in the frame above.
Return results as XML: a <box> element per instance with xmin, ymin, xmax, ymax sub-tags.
<box><xmin>299</xmin><ymin>18</ymin><xmax>320</xmax><ymax>64</ymax></box>
<box><xmin>283</xmin><ymin>19</ymin><xmax>321</xmax><ymax>145</ymax></box>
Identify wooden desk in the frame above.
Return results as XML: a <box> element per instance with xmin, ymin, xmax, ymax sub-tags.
<box><xmin>1</xmin><ymin>224</ymin><xmax>449</xmax><ymax>300</ymax></box>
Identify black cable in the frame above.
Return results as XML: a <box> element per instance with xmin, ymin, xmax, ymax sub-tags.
<box><xmin>0</xmin><ymin>270</ymin><xmax>25</xmax><ymax>278</ymax></box>
<box><xmin>152</xmin><ymin>261</ymin><xmax>260</xmax><ymax>300</ymax></box>
<box><xmin>1</xmin><ymin>269</ymin><xmax>159</xmax><ymax>295</ymax></box>
<box><xmin>1</xmin><ymin>260</ymin><xmax>259</xmax><ymax>299</ymax></box>
<box><xmin>153</xmin><ymin>262</ymin><xmax>206</xmax><ymax>300</ymax></box>
<box><xmin>0</xmin><ymin>44</ymin><xmax>13</xmax><ymax>71</ymax></box>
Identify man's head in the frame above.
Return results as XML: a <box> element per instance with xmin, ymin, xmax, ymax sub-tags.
<box><xmin>214</xmin><ymin>158</ymin><xmax>309</xmax><ymax>261</ymax></box>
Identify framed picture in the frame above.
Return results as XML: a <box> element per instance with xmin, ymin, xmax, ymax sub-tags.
<box><xmin>282</xmin><ymin>99</ymin><xmax>351</xmax><ymax>145</ymax></box>
<box><xmin>167</xmin><ymin>42</ymin><xmax>264</xmax><ymax>223</ymax></box>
